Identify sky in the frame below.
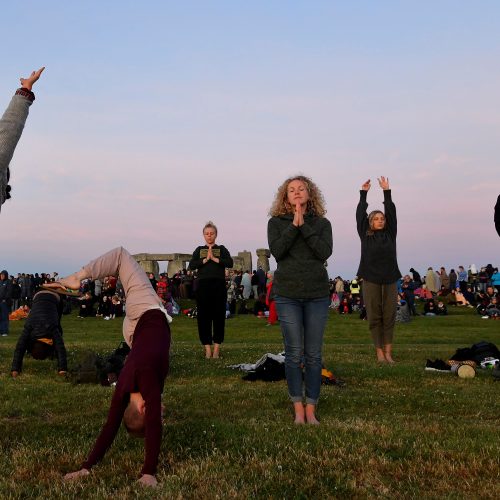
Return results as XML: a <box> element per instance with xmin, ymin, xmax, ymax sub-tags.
<box><xmin>1</xmin><ymin>1</ymin><xmax>499</xmax><ymax>278</ymax></box>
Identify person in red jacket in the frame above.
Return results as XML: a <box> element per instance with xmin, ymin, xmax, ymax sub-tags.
<box><xmin>265</xmin><ymin>272</ymin><xmax>278</xmax><ymax>326</ymax></box>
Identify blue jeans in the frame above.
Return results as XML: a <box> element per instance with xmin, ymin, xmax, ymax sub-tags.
<box><xmin>275</xmin><ymin>295</ymin><xmax>330</xmax><ymax>405</ymax></box>
<box><xmin>0</xmin><ymin>302</ymin><xmax>9</xmax><ymax>335</ymax></box>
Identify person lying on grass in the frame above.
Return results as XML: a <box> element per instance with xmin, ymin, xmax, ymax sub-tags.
<box><xmin>10</xmin><ymin>285</ymin><xmax>73</xmax><ymax>377</ymax></box>
<box><xmin>45</xmin><ymin>247</ymin><xmax>172</xmax><ymax>488</ymax></box>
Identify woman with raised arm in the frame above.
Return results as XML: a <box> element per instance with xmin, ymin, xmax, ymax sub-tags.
<box><xmin>189</xmin><ymin>222</ymin><xmax>233</xmax><ymax>359</ymax></box>
<box><xmin>356</xmin><ymin>177</ymin><xmax>401</xmax><ymax>363</ymax></box>
<box><xmin>268</xmin><ymin>175</ymin><xmax>332</xmax><ymax>425</ymax></box>
<box><xmin>1</xmin><ymin>67</ymin><xmax>44</xmax><ymax>213</ymax></box>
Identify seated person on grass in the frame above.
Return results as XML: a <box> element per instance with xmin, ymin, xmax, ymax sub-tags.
<box><xmin>463</xmin><ymin>286</ymin><xmax>477</xmax><ymax>307</ymax></box>
<box><xmin>451</xmin><ymin>289</ymin><xmax>472</xmax><ymax>307</ymax></box>
<box><xmin>10</xmin><ymin>286</ymin><xmax>73</xmax><ymax>377</ymax></box>
<box><xmin>484</xmin><ymin>297</ymin><xmax>500</xmax><ymax>318</ymax></box>
<box><xmin>435</xmin><ymin>301</ymin><xmax>448</xmax><ymax>316</ymax></box>
<box><xmin>338</xmin><ymin>296</ymin><xmax>352</xmax><ymax>315</ymax></box>
<box><xmin>423</xmin><ymin>298</ymin><xmax>436</xmax><ymax>316</ymax></box>
<box><xmin>476</xmin><ymin>291</ymin><xmax>492</xmax><ymax>316</ymax></box>
<box><xmin>46</xmin><ymin>247</ymin><xmax>172</xmax><ymax>488</ymax></box>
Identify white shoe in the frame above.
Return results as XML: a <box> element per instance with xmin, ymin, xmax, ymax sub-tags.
<box><xmin>481</xmin><ymin>316</ymin><xmax>489</xmax><ymax>319</ymax></box>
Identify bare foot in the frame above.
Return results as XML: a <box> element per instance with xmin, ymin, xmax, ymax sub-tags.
<box><xmin>59</xmin><ymin>274</ymin><xmax>83</xmax><ymax>290</ymax></box>
<box><xmin>212</xmin><ymin>344</ymin><xmax>220</xmax><ymax>358</ymax></box>
<box><xmin>305</xmin><ymin>404</ymin><xmax>320</xmax><ymax>425</ymax></box>
<box><xmin>376</xmin><ymin>347</ymin><xmax>386</xmax><ymax>362</ymax></box>
<box><xmin>204</xmin><ymin>345</ymin><xmax>212</xmax><ymax>359</ymax></box>
<box><xmin>137</xmin><ymin>474</ymin><xmax>158</xmax><ymax>487</ymax></box>
<box><xmin>293</xmin><ymin>402</ymin><xmax>305</xmax><ymax>424</ymax></box>
<box><xmin>11</xmin><ymin>371</ymin><xmax>19</xmax><ymax>378</ymax></box>
<box><xmin>64</xmin><ymin>468</ymin><xmax>89</xmax><ymax>481</ymax></box>
<box><xmin>384</xmin><ymin>344</ymin><xmax>395</xmax><ymax>364</ymax></box>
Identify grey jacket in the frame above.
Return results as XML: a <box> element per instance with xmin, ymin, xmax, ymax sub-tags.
<box><xmin>0</xmin><ymin>93</ymin><xmax>33</xmax><ymax>212</ymax></box>
<box><xmin>268</xmin><ymin>213</ymin><xmax>333</xmax><ymax>299</ymax></box>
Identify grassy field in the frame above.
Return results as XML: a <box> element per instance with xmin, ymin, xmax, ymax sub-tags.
<box><xmin>1</xmin><ymin>302</ymin><xmax>499</xmax><ymax>499</ymax></box>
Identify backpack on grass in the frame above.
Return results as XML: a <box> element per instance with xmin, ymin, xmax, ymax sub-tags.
<box><xmin>68</xmin><ymin>341</ymin><xmax>131</xmax><ymax>386</ymax></box>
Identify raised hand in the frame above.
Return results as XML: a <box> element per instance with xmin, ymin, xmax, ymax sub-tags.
<box><xmin>19</xmin><ymin>67</ymin><xmax>45</xmax><ymax>91</ymax></box>
<box><xmin>361</xmin><ymin>179</ymin><xmax>371</xmax><ymax>191</ymax></box>
<box><xmin>377</xmin><ymin>176</ymin><xmax>390</xmax><ymax>190</ymax></box>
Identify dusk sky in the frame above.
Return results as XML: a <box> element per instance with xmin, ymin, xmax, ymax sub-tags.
<box><xmin>1</xmin><ymin>1</ymin><xmax>499</xmax><ymax>278</ymax></box>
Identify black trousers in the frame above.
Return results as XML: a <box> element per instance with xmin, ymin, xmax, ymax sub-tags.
<box><xmin>196</xmin><ymin>279</ymin><xmax>227</xmax><ymax>345</ymax></box>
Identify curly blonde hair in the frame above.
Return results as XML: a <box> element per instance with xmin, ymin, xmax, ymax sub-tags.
<box><xmin>269</xmin><ymin>175</ymin><xmax>326</xmax><ymax>217</ymax></box>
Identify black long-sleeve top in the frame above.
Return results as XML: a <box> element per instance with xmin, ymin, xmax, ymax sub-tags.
<box><xmin>495</xmin><ymin>195</ymin><xmax>500</xmax><ymax>237</ymax></box>
<box><xmin>11</xmin><ymin>291</ymin><xmax>66</xmax><ymax>372</ymax></box>
<box><xmin>267</xmin><ymin>213</ymin><xmax>333</xmax><ymax>299</ymax></box>
<box><xmin>188</xmin><ymin>244</ymin><xmax>233</xmax><ymax>280</ymax></box>
<box><xmin>356</xmin><ymin>190</ymin><xmax>401</xmax><ymax>284</ymax></box>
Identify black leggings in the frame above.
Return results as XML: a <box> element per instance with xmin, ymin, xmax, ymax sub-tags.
<box><xmin>196</xmin><ymin>279</ymin><xmax>227</xmax><ymax>345</ymax></box>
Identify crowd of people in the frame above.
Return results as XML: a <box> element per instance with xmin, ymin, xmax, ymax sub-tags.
<box><xmin>329</xmin><ymin>262</ymin><xmax>500</xmax><ymax>320</ymax></box>
<box><xmin>2</xmin><ymin>67</ymin><xmax>499</xmax><ymax>488</ymax></box>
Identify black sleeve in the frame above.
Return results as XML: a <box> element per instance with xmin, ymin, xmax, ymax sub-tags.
<box><xmin>356</xmin><ymin>190</ymin><xmax>369</xmax><ymax>238</ymax></box>
<box><xmin>495</xmin><ymin>195</ymin><xmax>500</xmax><ymax>237</ymax></box>
<box><xmin>383</xmin><ymin>190</ymin><xmax>397</xmax><ymax>238</ymax></box>
<box><xmin>188</xmin><ymin>247</ymin><xmax>204</xmax><ymax>270</ymax></box>
<box><xmin>52</xmin><ymin>328</ymin><xmax>68</xmax><ymax>372</ymax></box>
<box><xmin>218</xmin><ymin>245</ymin><xmax>233</xmax><ymax>268</ymax></box>
<box><xmin>11</xmin><ymin>325</ymin><xmax>32</xmax><ymax>372</ymax></box>
<box><xmin>82</xmin><ymin>387</ymin><xmax>128</xmax><ymax>470</ymax></box>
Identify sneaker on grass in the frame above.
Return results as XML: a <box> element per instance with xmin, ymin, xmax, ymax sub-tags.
<box><xmin>425</xmin><ymin>359</ymin><xmax>452</xmax><ymax>372</ymax></box>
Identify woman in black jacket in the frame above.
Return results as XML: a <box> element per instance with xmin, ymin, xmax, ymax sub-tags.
<box><xmin>189</xmin><ymin>221</ymin><xmax>233</xmax><ymax>358</ymax></box>
<box><xmin>356</xmin><ymin>177</ymin><xmax>401</xmax><ymax>363</ymax></box>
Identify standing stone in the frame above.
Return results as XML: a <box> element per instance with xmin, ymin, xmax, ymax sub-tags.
<box><xmin>256</xmin><ymin>249</ymin><xmax>271</xmax><ymax>272</ymax></box>
<box><xmin>238</xmin><ymin>251</ymin><xmax>252</xmax><ymax>272</ymax></box>
<box><xmin>166</xmin><ymin>254</ymin><xmax>193</xmax><ymax>277</ymax></box>
<box><xmin>137</xmin><ymin>259</ymin><xmax>159</xmax><ymax>277</ymax></box>
<box><xmin>231</xmin><ymin>256</ymin><xmax>244</xmax><ymax>271</ymax></box>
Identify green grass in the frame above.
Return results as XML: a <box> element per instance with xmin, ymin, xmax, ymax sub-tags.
<box><xmin>1</xmin><ymin>303</ymin><xmax>499</xmax><ymax>498</ymax></box>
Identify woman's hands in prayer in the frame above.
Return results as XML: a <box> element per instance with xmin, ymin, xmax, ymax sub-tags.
<box><xmin>293</xmin><ymin>203</ymin><xmax>305</xmax><ymax>227</ymax></box>
<box><xmin>203</xmin><ymin>246</ymin><xmax>220</xmax><ymax>264</ymax></box>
